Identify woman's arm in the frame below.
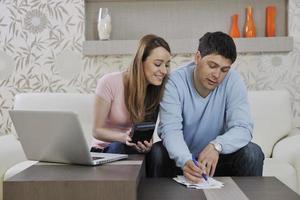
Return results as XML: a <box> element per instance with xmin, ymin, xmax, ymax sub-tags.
<box><xmin>93</xmin><ymin>95</ymin><xmax>152</xmax><ymax>152</ymax></box>
<box><xmin>92</xmin><ymin>95</ymin><xmax>130</xmax><ymax>144</ymax></box>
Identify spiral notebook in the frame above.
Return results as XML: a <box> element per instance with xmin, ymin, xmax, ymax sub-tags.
<box><xmin>9</xmin><ymin>110</ymin><xmax>128</xmax><ymax>166</ymax></box>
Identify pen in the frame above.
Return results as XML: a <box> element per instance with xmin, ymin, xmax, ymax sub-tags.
<box><xmin>192</xmin><ymin>157</ymin><xmax>208</xmax><ymax>181</ymax></box>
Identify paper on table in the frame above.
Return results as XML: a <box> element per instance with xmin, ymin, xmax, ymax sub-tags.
<box><xmin>173</xmin><ymin>175</ymin><xmax>224</xmax><ymax>189</ymax></box>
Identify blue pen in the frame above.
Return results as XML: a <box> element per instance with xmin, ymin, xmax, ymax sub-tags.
<box><xmin>192</xmin><ymin>157</ymin><xmax>208</xmax><ymax>181</ymax></box>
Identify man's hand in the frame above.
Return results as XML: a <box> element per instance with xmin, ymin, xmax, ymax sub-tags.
<box><xmin>183</xmin><ymin>160</ymin><xmax>206</xmax><ymax>183</ymax></box>
<box><xmin>198</xmin><ymin>144</ymin><xmax>219</xmax><ymax>177</ymax></box>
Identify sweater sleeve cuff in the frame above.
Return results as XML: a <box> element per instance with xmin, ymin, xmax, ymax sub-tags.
<box><xmin>177</xmin><ymin>154</ymin><xmax>193</xmax><ymax>169</ymax></box>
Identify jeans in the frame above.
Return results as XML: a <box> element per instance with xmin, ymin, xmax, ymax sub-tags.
<box><xmin>91</xmin><ymin>142</ymin><xmax>142</xmax><ymax>154</ymax></box>
<box><xmin>147</xmin><ymin>141</ymin><xmax>264</xmax><ymax>177</ymax></box>
<box><xmin>91</xmin><ymin>142</ymin><xmax>154</xmax><ymax>176</ymax></box>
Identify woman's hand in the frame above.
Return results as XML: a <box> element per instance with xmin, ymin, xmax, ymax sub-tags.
<box><xmin>123</xmin><ymin>135</ymin><xmax>153</xmax><ymax>153</ymax></box>
<box><xmin>123</xmin><ymin>134</ymin><xmax>135</xmax><ymax>146</ymax></box>
<box><xmin>136</xmin><ymin>139</ymin><xmax>153</xmax><ymax>153</ymax></box>
<box><xmin>122</xmin><ymin>129</ymin><xmax>153</xmax><ymax>153</ymax></box>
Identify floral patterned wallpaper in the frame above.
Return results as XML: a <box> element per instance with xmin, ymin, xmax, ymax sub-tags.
<box><xmin>0</xmin><ymin>0</ymin><xmax>300</xmax><ymax>135</ymax></box>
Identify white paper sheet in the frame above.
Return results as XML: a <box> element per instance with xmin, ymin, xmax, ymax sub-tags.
<box><xmin>173</xmin><ymin>175</ymin><xmax>224</xmax><ymax>189</ymax></box>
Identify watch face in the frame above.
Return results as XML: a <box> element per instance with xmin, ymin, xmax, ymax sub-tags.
<box><xmin>210</xmin><ymin>141</ymin><xmax>222</xmax><ymax>153</ymax></box>
<box><xmin>215</xmin><ymin>143</ymin><xmax>222</xmax><ymax>152</ymax></box>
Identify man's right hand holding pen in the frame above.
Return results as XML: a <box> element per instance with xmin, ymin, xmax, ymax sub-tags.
<box><xmin>183</xmin><ymin>142</ymin><xmax>220</xmax><ymax>183</ymax></box>
<box><xmin>182</xmin><ymin>157</ymin><xmax>208</xmax><ymax>183</ymax></box>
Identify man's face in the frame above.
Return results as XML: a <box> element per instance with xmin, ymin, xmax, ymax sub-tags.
<box><xmin>194</xmin><ymin>51</ymin><xmax>232</xmax><ymax>97</ymax></box>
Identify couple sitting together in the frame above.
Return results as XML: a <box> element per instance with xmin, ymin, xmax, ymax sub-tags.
<box><xmin>91</xmin><ymin>31</ymin><xmax>264</xmax><ymax>182</ymax></box>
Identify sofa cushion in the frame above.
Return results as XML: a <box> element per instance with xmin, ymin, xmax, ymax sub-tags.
<box><xmin>248</xmin><ymin>90</ymin><xmax>292</xmax><ymax>158</ymax></box>
<box><xmin>263</xmin><ymin>158</ymin><xmax>297</xmax><ymax>193</ymax></box>
<box><xmin>272</xmin><ymin>133</ymin><xmax>300</xmax><ymax>163</ymax></box>
<box><xmin>0</xmin><ymin>135</ymin><xmax>26</xmax><ymax>177</ymax></box>
<box><xmin>4</xmin><ymin>160</ymin><xmax>37</xmax><ymax>181</ymax></box>
<box><xmin>0</xmin><ymin>135</ymin><xmax>26</xmax><ymax>200</ymax></box>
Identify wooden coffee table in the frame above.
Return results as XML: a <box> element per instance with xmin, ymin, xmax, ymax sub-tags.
<box><xmin>4</xmin><ymin>155</ymin><xmax>300</xmax><ymax>200</ymax></box>
<box><xmin>4</xmin><ymin>155</ymin><xmax>145</xmax><ymax>200</ymax></box>
<box><xmin>138</xmin><ymin>177</ymin><xmax>300</xmax><ymax>200</ymax></box>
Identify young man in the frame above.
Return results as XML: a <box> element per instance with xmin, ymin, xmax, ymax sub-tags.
<box><xmin>147</xmin><ymin>32</ymin><xmax>264</xmax><ymax>182</ymax></box>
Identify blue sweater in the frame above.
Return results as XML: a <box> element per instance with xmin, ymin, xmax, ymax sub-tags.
<box><xmin>158</xmin><ymin>61</ymin><xmax>253</xmax><ymax>168</ymax></box>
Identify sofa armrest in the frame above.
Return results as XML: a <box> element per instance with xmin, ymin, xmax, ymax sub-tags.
<box><xmin>288</xmin><ymin>127</ymin><xmax>300</xmax><ymax>137</ymax></box>
<box><xmin>272</xmin><ymin>133</ymin><xmax>300</xmax><ymax>164</ymax></box>
<box><xmin>293</xmin><ymin>157</ymin><xmax>300</xmax><ymax>194</ymax></box>
<box><xmin>0</xmin><ymin>135</ymin><xmax>26</xmax><ymax>200</ymax></box>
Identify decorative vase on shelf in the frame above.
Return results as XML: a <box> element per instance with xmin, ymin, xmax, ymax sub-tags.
<box><xmin>97</xmin><ymin>8</ymin><xmax>111</xmax><ymax>40</ymax></box>
<box><xmin>243</xmin><ymin>6</ymin><xmax>256</xmax><ymax>37</ymax></box>
<box><xmin>266</xmin><ymin>6</ymin><xmax>276</xmax><ymax>37</ymax></box>
<box><xmin>229</xmin><ymin>14</ymin><xmax>240</xmax><ymax>38</ymax></box>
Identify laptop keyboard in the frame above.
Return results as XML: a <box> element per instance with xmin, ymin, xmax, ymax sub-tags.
<box><xmin>92</xmin><ymin>157</ymin><xmax>104</xmax><ymax>160</ymax></box>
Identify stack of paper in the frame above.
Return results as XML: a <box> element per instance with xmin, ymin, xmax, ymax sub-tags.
<box><xmin>173</xmin><ymin>175</ymin><xmax>224</xmax><ymax>189</ymax></box>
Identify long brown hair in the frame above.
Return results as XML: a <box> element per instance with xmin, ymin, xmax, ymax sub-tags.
<box><xmin>124</xmin><ymin>34</ymin><xmax>171</xmax><ymax>123</ymax></box>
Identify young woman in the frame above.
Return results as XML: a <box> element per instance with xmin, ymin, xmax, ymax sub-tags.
<box><xmin>92</xmin><ymin>34</ymin><xmax>171</xmax><ymax>154</ymax></box>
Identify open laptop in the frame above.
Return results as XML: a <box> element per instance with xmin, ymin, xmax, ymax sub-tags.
<box><xmin>9</xmin><ymin>110</ymin><xmax>128</xmax><ymax>166</ymax></box>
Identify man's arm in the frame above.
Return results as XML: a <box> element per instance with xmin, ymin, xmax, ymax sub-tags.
<box><xmin>158</xmin><ymin>78</ymin><xmax>192</xmax><ymax>168</ymax></box>
<box><xmin>214</xmin><ymin>71</ymin><xmax>253</xmax><ymax>154</ymax></box>
<box><xmin>198</xmin><ymin>71</ymin><xmax>253</xmax><ymax>177</ymax></box>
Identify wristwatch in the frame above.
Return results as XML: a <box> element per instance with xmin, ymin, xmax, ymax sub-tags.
<box><xmin>209</xmin><ymin>141</ymin><xmax>222</xmax><ymax>153</ymax></box>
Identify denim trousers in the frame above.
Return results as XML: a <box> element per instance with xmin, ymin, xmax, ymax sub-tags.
<box><xmin>147</xmin><ymin>141</ymin><xmax>265</xmax><ymax>177</ymax></box>
<box><xmin>91</xmin><ymin>142</ymin><xmax>155</xmax><ymax>176</ymax></box>
<box><xmin>91</xmin><ymin>142</ymin><xmax>142</xmax><ymax>154</ymax></box>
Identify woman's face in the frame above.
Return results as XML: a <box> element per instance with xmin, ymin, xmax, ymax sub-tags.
<box><xmin>143</xmin><ymin>47</ymin><xmax>171</xmax><ymax>86</ymax></box>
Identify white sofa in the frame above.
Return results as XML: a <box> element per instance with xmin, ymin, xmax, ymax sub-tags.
<box><xmin>0</xmin><ymin>90</ymin><xmax>300</xmax><ymax>200</ymax></box>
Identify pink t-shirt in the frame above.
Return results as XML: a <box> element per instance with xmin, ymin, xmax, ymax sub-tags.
<box><xmin>93</xmin><ymin>71</ymin><xmax>132</xmax><ymax>148</ymax></box>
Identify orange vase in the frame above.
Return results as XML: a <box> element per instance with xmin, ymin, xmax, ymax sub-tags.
<box><xmin>266</xmin><ymin>6</ymin><xmax>276</xmax><ymax>37</ymax></box>
<box><xmin>244</xmin><ymin>6</ymin><xmax>256</xmax><ymax>37</ymax></box>
<box><xmin>229</xmin><ymin>14</ymin><xmax>241</xmax><ymax>38</ymax></box>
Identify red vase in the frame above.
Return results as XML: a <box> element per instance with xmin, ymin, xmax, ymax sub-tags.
<box><xmin>266</xmin><ymin>6</ymin><xmax>276</xmax><ymax>37</ymax></box>
<box><xmin>229</xmin><ymin>14</ymin><xmax>241</xmax><ymax>38</ymax></box>
<box><xmin>244</xmin><ymin>6</ymin><xmax>256</xmax><ymax>37</ymax></box>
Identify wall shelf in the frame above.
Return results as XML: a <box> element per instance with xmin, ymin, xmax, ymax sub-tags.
<box><xmin>83</xmin><ymin>37</ymin><xmax>293</xmax><ymax>55</ymax></box>
<box><xmin>84</xmin><ymin>0</ymin><xmax>292</xmax><ymax>55</ymax></box>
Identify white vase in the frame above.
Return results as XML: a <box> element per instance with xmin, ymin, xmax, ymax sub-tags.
<box><xmin>97</xmin><ymin>8</ymin><xmax>111</xmax><ymax>40</ymax></box>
